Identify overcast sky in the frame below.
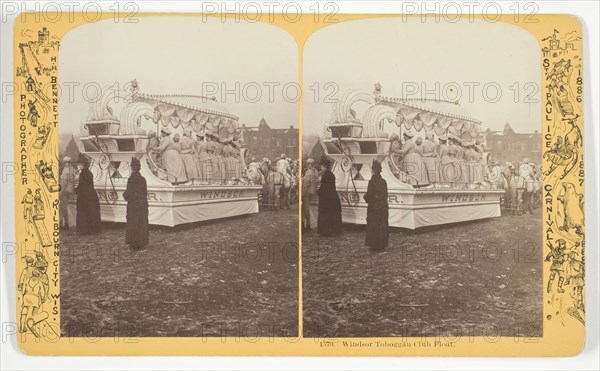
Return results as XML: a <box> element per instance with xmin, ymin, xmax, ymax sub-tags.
<box><xmin>59</xmin><ymin>16</ymin><xmax>542</xmax><ymax>144</ymax></box>
<box><xmin>303</xmin><ymin>17</ymin><xmax>541</xmax><ymax>136</ymax></box>
<box><xmin>59</xmin><ymin>16</ymin><xmax>298</xmax><ymax>140</ymax></box>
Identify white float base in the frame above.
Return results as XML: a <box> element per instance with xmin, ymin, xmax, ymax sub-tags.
<box><xmin>309</xmin><ymin>188</ymin><xmax>504</xmax><ymax>230</ymax></box>
<box><xmin>68</xmin><ymin>185</ymin><xmax>262</xmax><ymax>227</ymax></box>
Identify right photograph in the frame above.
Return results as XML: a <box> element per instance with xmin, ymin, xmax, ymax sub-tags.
<box><xmin>301</xmin><ymin>17</ymin><xmax>544</xmax><ymax>338</ymax></box>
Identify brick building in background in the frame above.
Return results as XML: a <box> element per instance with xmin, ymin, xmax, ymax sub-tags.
<box><xmin>242</xmin><ymin>118</ymin><xmax>299</xmax><ymax>161</ymax></box>
<box><xmin>485</xmin><ymin>122</ymin><xmax>542</xmax><ymax>164</ymax></box>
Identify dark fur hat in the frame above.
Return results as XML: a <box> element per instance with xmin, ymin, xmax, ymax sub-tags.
<box><xmin>131</xmin><ymin>156</ymin><xmax>141</xmax><ymax>169</ymax></box>
<box><xmin>372</xmin><ymin>159</ymin><xmax>382</xmax><ymax>173</ymax></box>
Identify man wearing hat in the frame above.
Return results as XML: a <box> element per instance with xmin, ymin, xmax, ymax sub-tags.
<box><xmin>546</xmin><ymin>239</ymin><xmax>567</xmax><ymax>293</ymax></box>
<box><xmin>485</xmin><ymin>160</ymin><xmax>503</xmax><ymax>188</ymax></box>
<box><xmin>59</xmin><ymin>156</ymin><xmax>76</xmax><ymax>229</ymax></box>
<box><xmin>519</xmin><ymin>158</ymin><xmax>535</xmax><ymax>213</ymax></box>
<box><xmin>246</xmin><ymin>156</ymin><xmax>263</xmax><ymax>184</ymax></box>
<box><xmin>266</xmin><ymin>163</ymin><xmax>284</xmax><ymax>211</ymax></box>
<box><xmin>258</xmin><ymin>159</ymin><xmax>271</xmax><ymax>206</ymax></box>
<box><xmin>123</xmin><ymin>157</ymin><xmax>149</xmax><ymax>250</ymax></box>
<box><xmin>302</xmin><ymin>158</ymin><xmax>318</xmax><ymax>231</ymax></box>
<box><xmin>75</xmin><ymin>154</ymin><xmax>101</xmax><ymax>234</ymax></box>
<box><xmin>316</xmin><ymin>155</ymin><xmax>342</xmax><ymax>236</ymax></box>
<box><xmin>500</xmin><ymin>162</ymin><xmax>516</xmax><ymax>209</ymax></box>
<box><xmin>290</xmin><ymin>159</ymin><xmax>300</xmax><ymax>205</ymax></box>
<box><xmin>21</xmin><ymin>188</ymin><xmax>34</xmax><ymax>233</ymax></box>
<box><xmin>18</xmin><ymin>255</ymin><xmax>36</xmax><ymax>331</ymax></box>
<box><xmin>277</xmin><ymin>153</ymin><xmax>292</xmax><ymax>209</ymax></box>
<box><xmin>276</xmin><ymin>153</ymin><xmax>288</xmax><ymax>174</ymax></box>
<box><xmin>18</xmin><ymin>256</ymin><xmax>35</xmax><ymax>295</ymax></box>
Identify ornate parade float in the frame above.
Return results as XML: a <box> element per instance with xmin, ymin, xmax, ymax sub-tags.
<box><xmin>69</xmin><ymin>80</ymin><xmax>262</xmax><ymax>227</ymax></box>
<box><xmin>310</xmin><ymin>85</ymin><xmax>505</xmax><ymax>230</ymax></box>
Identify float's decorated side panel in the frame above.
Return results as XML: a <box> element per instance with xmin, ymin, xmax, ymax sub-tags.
<box><xmin>312</xmin><ymin>85</ymin><xmax>508</xmax><ymax>229</ymax></box>
<box><xmin>66</xmin><ymin>81</ymin><xmax>262</xmax><ymax>227</ymax></box>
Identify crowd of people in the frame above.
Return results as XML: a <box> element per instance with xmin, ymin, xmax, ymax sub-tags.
<box><xmin>57</xmin><ymin>124</ymin><xmax>541</xmax><ymax>255</ymax></box>
<box><xmin>148</xmin><ymin>128</ymin><xmax>246</xmax><ymax>185</ymax></box>
<box><xmin>58</xmin><ymin>148</ymin><xmax>300</xmax><ymax>251</ymax></box>
<box><xmin>301</xmin><ymin>156</ymin><xmax>341</xmax><ymax>236</ymax></box>
<box><xmin>486</xmin><ymin>158</ymin><xmax>543</xmax><ymax>214</ymax></box>
<box><xmin>246</xmin><ymin>154</ymin><xmax>299</xmax><ymax>211</ymax></box>
<box><xmin>389</xmin><ymin>130</ymin><xmax>487</xmax><ymax>188</ymax></box>
<box><xmin>389</xmin><ymin>130</ymin><xmax>542</xmax><ymax>213</ymax></box>
<box><xmin>301</xmin><ymin>148</ymin><xmax>543</xmax><ymax>254</ymax></box>
<box><xmin>59</xmin><ymin>154</ymin><xmax>149</xmax><ymax>250</ymax></box>
<box><xmin>301</xmin><ymin>155</ymin><xmax>386</xmax><ymax>251</ymax></box>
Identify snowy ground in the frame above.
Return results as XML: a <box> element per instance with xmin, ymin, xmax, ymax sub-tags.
<box><xmin>60</xmin><ymin>206</ymin><xmax>299</xmax><ymax>338</ymax></box>
<box><xmin>302</xmin><ymin>209</ymin><xmax>543</xmax><ymax>338</ymax></box>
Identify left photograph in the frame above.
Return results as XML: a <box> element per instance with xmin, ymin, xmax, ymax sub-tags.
<box><xmin>53</xmin><ymin>17</ymin><xmax>299</xmax><ymax>337</ymax></box>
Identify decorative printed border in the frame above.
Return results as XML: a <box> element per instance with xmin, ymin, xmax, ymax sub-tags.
<box><xmin>15</xmin><ymin>25</ymin><xmax>60</xmax><ymax>341</ymax></box>
<box><xmin>540</xmin><ymin>28</ymin><xmax>585</xmax><ymax>325</ymax></box>
<box><xmin>12</xmin><ymin>13</ymin><xmax>584</xmax><ymax>356</ymax></box>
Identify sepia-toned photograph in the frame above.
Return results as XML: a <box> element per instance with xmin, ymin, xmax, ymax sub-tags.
<box><xmin>5</xmin><ymin>3</ymin><xmax>591</xmax><ymax>361</ymax></box>
<box><xmin>301</xmin><ymin>18</ymin><xmax>549</xmax><ymax>338</ymax></box>
<box><xmin>54</xmin><ymin>17</ymin><xmax>299</xmax><ymax>337</ymax></box>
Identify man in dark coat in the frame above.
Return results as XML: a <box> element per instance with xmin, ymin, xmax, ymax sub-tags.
<box><xmin>317</xmin><ymin>155</ymin><xmax>342</xmax><ymax>236</ymax></box>
<box><xmin>123</xmin><ymin>157</ymin><xmax>149</xmax><ymax>250</ymax></box>
<box><xmin>364</xmin><ymin>159</ymin><xmax>389</xmax><ymax>251</ymax></box>
<box><xmin>301</xmin><ymin>158</ymin><xmax>318</xmax><ymax>232</ymax></box>
<box><xmin>75</xmin><ymin>155</ymin><xmax>101</xmax><ymax>234</ymax></box>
